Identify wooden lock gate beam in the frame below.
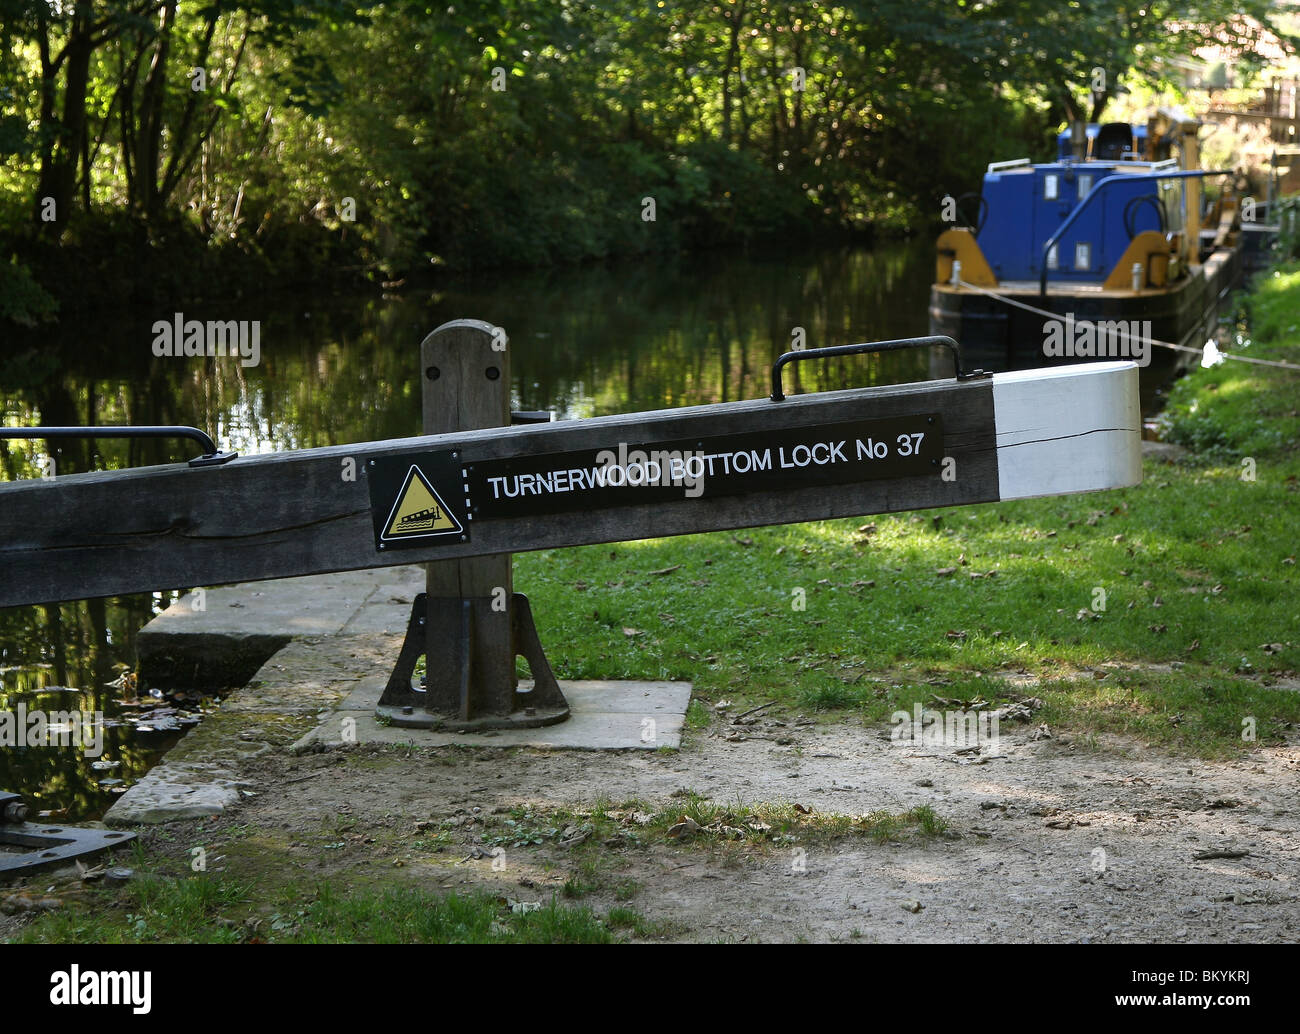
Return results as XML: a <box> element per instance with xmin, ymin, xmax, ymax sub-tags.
<box><xmin>0</xmin><ymin>333</ymin><xmax>1142</xmax><ymax>726</ymax></box>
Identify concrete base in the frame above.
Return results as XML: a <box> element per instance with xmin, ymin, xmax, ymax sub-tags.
<box><xmin>105</xmin><ymin>566</ymin><xmax>694</xmax><ymax>824</ymax></box>
<box><xmin>294</xmin><ymin>677</ymin><xmax>691</xmax><ymax>751</ymax></box>
<box><xmin>138</xmin><ymin>567</ymin><xmax>426</xmax><ymax>690</ymax></box>
<box><xmin>106</xmin><ymin>762</ymin><xmax>251</xmax><ymax>825</ymax></box>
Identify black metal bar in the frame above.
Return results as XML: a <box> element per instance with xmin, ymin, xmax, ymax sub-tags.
<box><xmin>770</xmin><ymin>336</ymin><xmax>985</xmax><ymax>402</ymax></box>
<box><xmin>510</xmin><ymin>410</ymin><xmax>555</xmax><ymax>424</ymax></box>
<box><xmin>0</xmin><ymin>425</ymin><xmax>237</xmax><ymax>467</ymax></box>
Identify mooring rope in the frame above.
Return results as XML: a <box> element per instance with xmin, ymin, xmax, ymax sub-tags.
<box><xmin>954</xmin><ymin>278</ymin><xmax>1300</xmax><ymax>373</ymax></box>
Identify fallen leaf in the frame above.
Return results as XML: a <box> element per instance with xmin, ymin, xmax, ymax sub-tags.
<box><xmin>666</xmin><ymin>816</ymin><xmax>700</xmax><ymax>839</ymax></box>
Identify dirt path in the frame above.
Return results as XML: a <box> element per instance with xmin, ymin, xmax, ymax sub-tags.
<box><xmin>187</xmin><ymin>715</ymin><xmax>1300</xmax><ymax>943</ymax></box>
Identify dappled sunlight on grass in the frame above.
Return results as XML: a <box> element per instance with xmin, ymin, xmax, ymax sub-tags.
<box><xmin>515</xmin><ymin>446</ymin><xmax>1300</xmax><ymax>755</ymax></box>
<box><xmin>514</xmin><ymin>271</ymin><xmax>1300</xmax><ymax>756</ymax></box>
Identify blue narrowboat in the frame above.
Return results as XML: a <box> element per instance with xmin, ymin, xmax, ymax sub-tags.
<box><xmin>930</xmin><ymin>109</ymin><xmax>1244</xmax><ymax>381</ymax></box>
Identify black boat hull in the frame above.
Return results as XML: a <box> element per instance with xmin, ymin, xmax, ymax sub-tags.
<box><xmin>929</xmin><ymin>244</ymin><xmax>1243</xmax><ymax>390</ymax></box>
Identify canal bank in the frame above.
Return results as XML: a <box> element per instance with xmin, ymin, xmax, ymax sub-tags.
<box><xmin>3</xmin><ymin>259</ymin><xmax>1298</xmax><ymax>919</ymax></box>
<box><xmin>6</xmin><ymin>264</ymin><xmax>1300</xmax><ymax>937</ymax></box>
<box><xmin>105</xmin><ymin>567</ymin><xmax>692</xmax><ymax>825</ymax></box>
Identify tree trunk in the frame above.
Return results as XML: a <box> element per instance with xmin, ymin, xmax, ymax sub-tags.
<box><xmin>720</xmin><ymin>0</ymin><xmax>746</xmax><ymax>146</ymax></box>
<box><xmin>35</xmin><ymin>1</ymin><xmax>94</xmax><ymax>235</ymax></box>
<box><xmin>134</xmin><ymin>0</ymin><xmax>177</xmax><ymax>221</ymax></box>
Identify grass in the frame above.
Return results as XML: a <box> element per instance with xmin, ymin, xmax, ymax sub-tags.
<box><xmin>1158</xmin><ymin>263</ymin><xmax>1300</xmax><ymax>460</ymax></box>
<box><xmin>10</xmin><ymin>788</ymin><xmax>927</xmax><ymax>944</ymax></box>
<box><xmin>514</xmin><ymin>263</ymin><xmax>1300</xmax><ymax>756</ymax></box>
<box><xmin>5</xmin><ymin>791</ymin><xmax>932</xmax><ymax>943</ymax></box>
<box><xmin>9</xmin><ymin>874</ymin><xmax>621</xmax><ymax>944</ymax></box>
<box><xmin>482</xmin><ymin>795</ymin><xmax>950</xmax><ymax>850</ymax></box>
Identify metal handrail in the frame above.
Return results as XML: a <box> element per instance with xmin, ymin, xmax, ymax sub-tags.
<box><xmin>0</xmin><ymin>426</ymin><xmax>237</xmax><ymax>467</ymax></box>
<box><xmin>770</xmin><ymin>336</ymin><xmax>987</xmax><ymax>402</ymax></box>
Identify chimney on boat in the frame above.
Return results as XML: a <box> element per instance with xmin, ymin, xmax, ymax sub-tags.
<box><xmin>1071</xmin><ymin>120</ymin><xmax>1088</xmax><ymax>161</ymax></box>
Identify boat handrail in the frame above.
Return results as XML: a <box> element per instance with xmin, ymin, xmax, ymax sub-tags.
<box><xmin>1038</xmin><ymin>168</ymin><xmax>1231</xmax><ymax>296</ymax></box>
<box><xmin>987</xmin><ymin>158</ymin><xmax>1031</xmax><ymax>173</ymax></box>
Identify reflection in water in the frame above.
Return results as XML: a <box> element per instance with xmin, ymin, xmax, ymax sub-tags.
<box><xmin>0</xmin><ymin>596</ymin><xmax>192</xmax><ymax>821</ymax></box>
<box><xmin>0</xmin><ymin>683</ymin><xmax>198</xmax><ymax>824</ymax></box>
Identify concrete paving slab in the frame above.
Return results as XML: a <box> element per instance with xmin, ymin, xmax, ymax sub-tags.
<box><xmin>138</xmin><ymin>568</ymin><xmax>422</xmax><ymax>688</ymax></box>
<box><xmin>108</xmin><ymin>565</ymin><xmax>693</xmax><ymax>828</ymax></box>
<box><xmin>339</xmin><ymin>676</ymin><xmax>389</xmax><ymax>710</ymax></box>
<box><xmin>339</xmin><ymin>601</ymin><xmax>421</xmax><ymax>636</ymax></box>
<box><xmin>296</xmin><ymin>679</ymin><xmax>692</xmax><ymax>751</ymax></box>
<box><xmin>105</xmin><ymin>762</ymin><xmax>252</xmax><ymax>825</ymax></box>
<box><xmin>559</xmin><ymin>680</ymin><xmax>694</xmax><ymax>715</ymax></box>
<box><xmin>143</xmin><ymin>568</ymin><xmax>408</xmax><ymax>638</ymax></box>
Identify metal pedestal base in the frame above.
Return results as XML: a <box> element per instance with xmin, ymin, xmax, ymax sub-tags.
<box><xmin>375</xmin><ymin>702</ymin><xmax>571</xmax><ymax>732</ymax></box>
<box><xmin>376</xmin><ymin>592</ymin><xmax>569</xmax><ymax>730</ymax></box>
<box><xmin>0</xmin><ymin>793</ymin><xmax>137</xmax><ymax>878</ymax></box>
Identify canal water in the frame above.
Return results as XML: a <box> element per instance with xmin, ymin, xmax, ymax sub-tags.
<box><xmin>0</xmin><ymin>238</ymin><xmax>1184</xmax><ymax>818</ymax></box>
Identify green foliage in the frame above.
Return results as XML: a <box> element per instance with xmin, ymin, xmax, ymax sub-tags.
<box><xmin>965</xmin><ymin>0</ymin><xmax>1288</xmax><ymax>122</ymax></box>
<box><xmin>1276</xmin><ymin>197</ymin><xmax>1300</xmax><ymax>262</ymax></box>
<box><xmin>0</xmin><ymin>0</ymin><xmax>1292</xmax><ymax>308</ymax></box>
<box><xmin>0</xmin><ymin>254</ymin><xmax>58</xmax><ymax>326</ymax></box>
<box><xmin>1160</xmin><ymin>262</ymin><xmax>1300</xmax><ymax>458</ymax></box>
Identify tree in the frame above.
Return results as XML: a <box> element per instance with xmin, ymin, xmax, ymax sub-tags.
<box><xmin>969</xmin><ymin>0</ymin><xmax>1293</xmax><ymax>126</ymax></box>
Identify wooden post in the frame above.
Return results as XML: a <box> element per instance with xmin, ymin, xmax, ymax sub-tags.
<box><xmin>376</xmin><ymin>320</ymin><xmax>567</xmax><ymax>729</ymax></box>
<box><xmin>1183</xmin><ymin>120</ymin><xmax>1203</xmax><ymax>261</ymax></box>
<box><xmin>425</xmin><ymin>321</ymin><xmax>515</xmax><ymax>718</ymax></box>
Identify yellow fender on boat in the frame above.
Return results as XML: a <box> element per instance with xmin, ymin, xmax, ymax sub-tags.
<box><xmin>1102</xmin><ymin>230</ymin><xmax>1170</xmax><ymax>290</ymax></box>
<box><xmin>935</xmin><ymin>228</ymin><xmax>998</xmax><ymax>288</ymax></box>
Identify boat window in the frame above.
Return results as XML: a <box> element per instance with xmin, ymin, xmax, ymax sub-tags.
<box><xmin>1047</xmin><ymin>244</ymin><xmax>1059</xmax><ymax>270</ymax></box>
<box><xmin>1044</xmin><ymin>174</ymin><xmax>1059</xmax><ymax>200</ymax></box>
<box><xmin>1074</xmin><ymin>242</ymin><xmax>1092</xmax><ymax>270</ymax></box>
<box><xmin>1077</xmin><ymin>174</ymin><xmax>1093</xmax><ymax>197</ymax></box>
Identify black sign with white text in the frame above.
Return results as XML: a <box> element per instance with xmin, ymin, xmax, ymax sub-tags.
<box><xmin>463</xmin><ymin>413</ymin><xmax>943</xmax><ymax>521</ymax></box>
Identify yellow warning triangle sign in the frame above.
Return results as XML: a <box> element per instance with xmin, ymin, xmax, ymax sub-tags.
<box><xmin>383</xmin><ymin>465</ymin><xmax>462</xmax><ymax>540</ymax></box>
